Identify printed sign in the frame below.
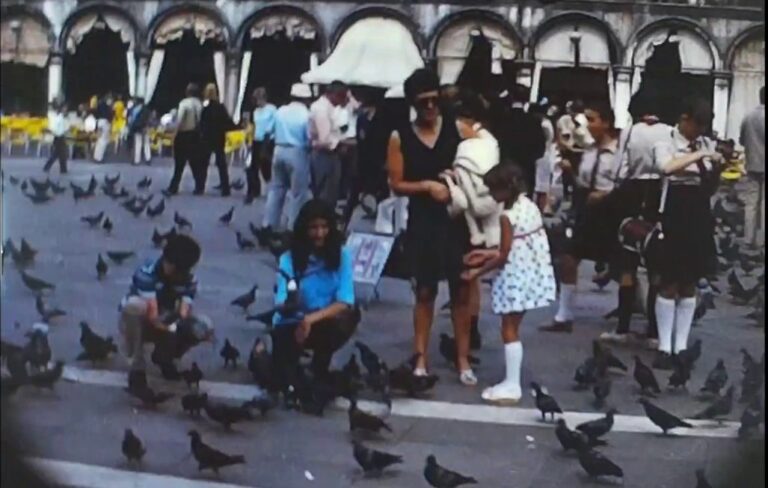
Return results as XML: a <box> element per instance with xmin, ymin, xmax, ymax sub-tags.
<box><xmin>346</xmin><ymin>232</ymin><xmax>395</xmax><ymax>286</ymax></box>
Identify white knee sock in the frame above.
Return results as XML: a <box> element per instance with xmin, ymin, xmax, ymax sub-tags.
<box><xmin>504</xmin><ymin>341</ymin><xmax>523</xmax><ymax>396</ymax></box>
<box><xmin>674</xmin><ymin>297</ymin><xmax>696</xmax><ymax>354</ymax></box>
<box><xmin>555</xmin><ymin>284</ymin><xmax>576</xmax><ymax>322</ymax></box>
<box><xmin>655</xmin><ymin>297</ymin><xmax>676</xmax><ymax>354</ymax></box>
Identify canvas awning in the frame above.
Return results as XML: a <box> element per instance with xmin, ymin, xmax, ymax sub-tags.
<box><xmin>633</xmin><ymin>30</ymin><xmax>715</xmax><ymax>72</ymax></box>
<box><xmin>302</xmin><ymin>17</ymin><xmax>423</xmax><ymax>88</ymax></box>
<box><xmin>248</xmin><ymin>15</ymin><xmax>317</xmax><ymax>41</ymax></box>
<box><xmin>1</xmin><ymin>17</ymin><xmax>50</xmax><ymax>67</ymax></box>
<box><xmin>153</xmin><ymin>14</ymin><xmax>226</xmax><ymax>46</ymax></box>
<box><xmin>65</xmin><ymin>12</ymin><xmax>135</xmax><ymax>53</ymax></box>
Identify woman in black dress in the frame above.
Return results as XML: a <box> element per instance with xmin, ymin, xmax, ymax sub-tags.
<box><xmin>386</xmin><ymin>68</ymin><xmax>475</xmax><ymax>385</ymax></box>
<box><xmin>651</xmin><ymin>98</ymin><xmax>722</xmax><ymax>369</ymax></box>
<box><xmin>199</xmin><ymin>83</ymin><xmax>236</xmax><ymax>196</ymax></box>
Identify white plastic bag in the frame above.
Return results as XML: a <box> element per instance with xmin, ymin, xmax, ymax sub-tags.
<box><xmin>375</xmin><ymin>195</ymin><xmax>408</xmax><ymax>235</ymax></box>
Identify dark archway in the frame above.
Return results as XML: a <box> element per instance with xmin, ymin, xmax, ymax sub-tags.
<box><xmin>63</xmin><ymin>23</ymin><xmax>129</xmax><ymax>106</ymax></box>
<box><xmin>1</xmin><ymin>62</ymin><xmax>46</xmax><ymax>115</ymax></box>
<box><xmin>538</xmin><ymin>67</ymin><xmax>610</xmax><ymax>108</ymax></box>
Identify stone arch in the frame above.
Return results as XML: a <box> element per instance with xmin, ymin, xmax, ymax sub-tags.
<box><xmin>235</xmin><ymin>3</ymin><xmax>326</xmax><ymax>53</ymax></box>
<box><xmin>58</xmin><ymin>1</ymin><xmax>141</xmax><ymax>52</ymax></box>
<box><xmin>330</xmin><ymin>5</ymin><xmax>424</xmax><ymax>52</ymax></box>
<box><xmin>530</xmin><ymin>11</ymin><xmax>621</xmax><ymax>66</ymax></box>
<box><xmin>726</xmin><ymin>24</ymin><xmax>765</xmax><ymax>69</ymax></box>
<box><xmin>146</xmin><ymin>1</ymin><xmax>231</xmax><ymax>48</ymax></box>
<box><xmin>428</xmin><ymin>8</ymin><xmax>523</xmax><ymax>58</ymax></box>
<box><xmin>725</xmin><ymin>24</ymin><xmax>765</xmax><ymax>139</ymax></box>
<box><xmin>0</xmin><ymin>3</ymin><xmax>54</xmax><ymax>48</ymax></box>
<box><xmin>625</xmin><ymin>17</ymin><xmax>722</xmax><ymax>71</ymax></box>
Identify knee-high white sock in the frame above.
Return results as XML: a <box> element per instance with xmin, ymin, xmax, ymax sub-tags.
<box><xmin>674</xmin><ymin>297</ymin><xmax>696</xmax><ymax>354</ymax></box>
<box><xmin>655</xmin><ymin>297</ymin><xmax>676</xmax><ymax>354</ymax></box>
<box><xmin>504</xmin><ymin>341</ymin><xmax>523</xmax><ymax>395</ymax></box>
<box><xmin>555</xmin><ymin>284</ymin><xmax>576</xmax><ymax>322</ymax></box>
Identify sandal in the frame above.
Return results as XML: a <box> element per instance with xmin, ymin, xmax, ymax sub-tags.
<box><xmin>459</xmin><ymin>369</ymin><xmax>478</xmax><ymax>386</ymax></box>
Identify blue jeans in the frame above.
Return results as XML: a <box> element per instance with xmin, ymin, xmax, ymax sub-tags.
<box><xmin>263</xmin><ymin>145</ymin><xmax>311</xmax><ymax>230</ymax></box>
<box><xmin>310</xmin><ymin>149</ymin><xmax>341</xmax><ymax>206</ymax></box>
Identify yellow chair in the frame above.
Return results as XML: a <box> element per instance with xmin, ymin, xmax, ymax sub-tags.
<box><xmin>6</xmin><ymin>117</ymin><xmax>30</xmax><ymax>155</ymax></box>
<box><xmin>26</xmin><ymin>118</ymin><xmax>51</xmax><ymax>157</ymax></box>
<box><xmin>225</xmin><ymin>130</ymin><xmax>246</xmax><ymax>164</ymax></box>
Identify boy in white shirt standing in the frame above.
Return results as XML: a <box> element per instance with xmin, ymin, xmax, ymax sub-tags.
<box><xmin>43</xmin><ymin>101</ymin><xmax>70</xmax><ymax>174</ymax></box>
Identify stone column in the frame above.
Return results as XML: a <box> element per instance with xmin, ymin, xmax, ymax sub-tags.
<box><xmin>613</xmin><ymin>66</ymin><xmax>633</xmax><ymax>129</ymax></box>
<box><xmin>225</xmin><ymin>49</ymin><xmax>240</xmax><ymax>115</ymax></box>
<box><xmin>515</xmin><ymin>60</ymin><xmax>534</xmax><ymax>88</ymax></box>
<box><xmin>135</xmin><ymin>51</ymin><xmax>149</xmax><ymax>99</ymax></box>
<box><xmin>47</xmin><ymin>51</ymin><xmax>63</xmax><ymax>104</ymax></box>
<box><xmin>712</xmin><ymin>72</ymin><xmax>731</xmax><ymax>138</ymax></box>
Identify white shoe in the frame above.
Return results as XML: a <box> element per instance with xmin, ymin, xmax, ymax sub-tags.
<box><xmin>459</xmin><ymin>369</ymin><xmax>478</xmax><ymax>386</ymax></box>
<box><xmin>413</xmin><ymin>367</ymin><xmax>428</xmax><ymax>377</ymax></box>
<box><xmin>481</xmin><ymin>381</ymin><xmax>521</xmax><ymax>404</ymax></box>
<box><xmin>599</xmin><ymin>330</ymin><xmax>629</xmax><ymax>343</ymax></box>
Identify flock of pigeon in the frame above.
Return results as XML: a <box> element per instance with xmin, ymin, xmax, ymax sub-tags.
<box><xmin>0</xmin><ymin>167</ymin><xmax>765</xmax><ymax>487</ymax></box>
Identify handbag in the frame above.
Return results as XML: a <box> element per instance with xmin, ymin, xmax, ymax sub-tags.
<box><xmin>618</xmin><ymin>178</ymin><xmax>668</xmax><ymax>268</ymax></box>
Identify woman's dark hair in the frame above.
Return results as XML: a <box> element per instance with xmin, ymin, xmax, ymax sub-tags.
<box><xmin>585</xmin><ymin>100</ymin><xmax>616</xmax><ymax>129</ymax></box>
<box><xmin>454</xmin><ymin>90</ymin><xmax>488</xmax><ymax>122</ymax></box>
<box><xmin>629</xmin><ymin>89</ymin><xmax>661</xmax><ymax>120</ymax></box>
<box><xmin>483</xmin><ymin>163</ymin><xmax>526</xmax><ymax>203</ymax></box>
<box><xmin>680</xmin><ymin>97</ymin><xmax>714</xmax><ymax>127</ymax></box>
<box><xmin>291</xmin><ymin>199</ymin><xmax>343</xmax><ymax>274</ymax></box>
<box><xmin>185</xmin><ymin>83</ymin><xmax>201</xmax><ymax>98</ymax></box>
<box><xmin>163</xmin><ymin>234</ymin><xmax>201</xmax><ymax>272</ymax></box>
<box><xmin>404</xmin><ymin>68</ymin><xmax>439</xmax><ymax>103</ymax></box>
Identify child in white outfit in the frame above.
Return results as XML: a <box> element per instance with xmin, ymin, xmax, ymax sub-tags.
<box><xmin>463</xmin><ymin>164</ymin><xmax>557</xmax><ymax>403</ymax></box>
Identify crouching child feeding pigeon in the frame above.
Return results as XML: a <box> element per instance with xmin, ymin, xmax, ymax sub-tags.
<box><xmin>460</xmin><ymin>165</ymin><xmax>556</xmax><ymax>404</ymax></box>
<box><xmin>118</xmin><ymin>234</ymin><xmax>214</xmax><ymax>388</ymax></box>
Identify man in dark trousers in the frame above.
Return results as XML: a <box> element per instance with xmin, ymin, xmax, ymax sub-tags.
<box><xmin>165</xmin><ymin>83</ymin><xmax>203</xmax><ymax>196</ymax></box>
<box><xmin>43</xmin><ymin>100</ymin><xmax>70</xmax><ymax>174</ymax></box>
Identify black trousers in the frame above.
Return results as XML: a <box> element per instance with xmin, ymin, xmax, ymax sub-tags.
<box><xmin>169</xmin><ymin>131</ymin><xmax>202</xmax><ymax>193</ymax></box>
<box><xmin>200</xmin><ymin>139</ymin><xmax>230</xmax><ymax>194</ymax></box>
<box><xmin>271</xmin><ymin>308</ymin><xmax>359</xmax><ymax>391</ymax></box>
<box><xmin>43</xmin><ymin>137</ymin><xmax>68</xmax><ymax>173</ymax></box>
<box><xmin>247</xmin><ymin>139</ymin><xmax>274</xmax><ymax>197</ymax></box>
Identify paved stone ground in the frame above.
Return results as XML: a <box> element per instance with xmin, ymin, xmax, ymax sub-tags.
<box><xmin>1</xmin><ymin>155</ymin><xmax>764</xmax><ymax>487</ymax></box>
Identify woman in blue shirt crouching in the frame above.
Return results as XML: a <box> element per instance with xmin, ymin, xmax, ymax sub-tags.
<box><xmin>271</xmin><ymin>199</ymin><xmax>360</xmax><ymax>393</ymax></box>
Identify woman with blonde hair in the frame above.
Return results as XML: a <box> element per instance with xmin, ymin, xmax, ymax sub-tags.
<box><xmin>199</xmin><ymin>82</ymin><xmax>236</xmax><ymax>196</ymax></box>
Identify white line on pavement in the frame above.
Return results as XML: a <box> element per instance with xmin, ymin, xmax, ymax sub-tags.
<box><xmin>27</xmin><ymin>457</ymin><xmax>254</xmax><ymax>488</ymax></box>
<box><xmin>61</xmin><ymin>365</ymin><xmax>740</xmax><ymax>439</ymax></box>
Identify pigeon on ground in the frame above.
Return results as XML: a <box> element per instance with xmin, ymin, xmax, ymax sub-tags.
<box><xmin>23</xmin><ymin>326</ymin><xmax>52</xmax><ymax>371</ymax></box>
<box><xmin>76</xmin><ymin>321</ymin><xmax>117</xmax><ymax>364</ymax></box>
<box><xmin>9</xmin><ymin>175</ymin><xmax>20</xmax><ymax>186</ymax></box>
<box><xmin>576</xmin><ymin>409</ymin><xmax>617</xmax><ymax>442</ymax></box>
<box><xmin>182</xmin><ymin>392</ymin><xmax>207</xmax><ymax>416</ymax></box>
<box><xmin>352</xmin><ymin>441</ymin><xmax>403</xmax><ymax>477</ymax></box>
<box><xmin>137</xmin><ymin>176</ymin><xmax>152</xmax><ymax>190</ymax></box>
<box><xmin>235</xmin><ymin>231</ymin><xmax>256</xmax><ymax>251</ymax></box>
<box><xmin>24</xmin><ymin>361</ymin><xmax>65</xmax><ymax>390</ymax></box>
<box><xmin>122</xmin><ymin>429</ymin><xmax>146</xmax><ymax>464</ymax></box>
<box><xmin>423</xmin><ymin>455</ymin><xmax>477</xmax><ymax>487</ymax></box>
<box><xmin>677</xmin><ymin>339</ymin><xmax>703</xmax><ymax>370</ymax></box>
<box><xmin>219</xmin><ymin>206</ymin><xmax>235</xmax><ymax>225</ymax></box>
<box><xmin>188</xmin><ymin>430</ymin><xmax>245</xmax><ymax>474</ymax></box>
<box><xmin>740</xmin><ymin>348</ymin><xmax>756</xmax><ymax>373</ymax></box>
<box><xmin>740</xmin><ymin>355</ymin><xmax>764</xmax><ymax>403</ymax></box>
<box><xmin>695</xmin><ymin>469</ymin><xmax>713</xmax><ymax>488</ymax></box>
<box><xmin>592</xmin><ymin>374</ymin><xmax>612</xmax><ymax>409</ymax></box>
<box><xmin>593</xmin><ymin>340</ymin><xmax>628</xmax><ymax>372</ymax></box>
<box><xmin>174</xmin><ymin>211</ymin><xmax>192</xmax><ymax>229</ymax></box>
<box><xmin>19</xmin><ymin>239</ymin><xmax>37</xmax><ymax>261</ymax></box>
<box><xmin>531</xmin><ymin>382</ymin><xmax>563</xmax><ymax>421</ymax></box>
<box><xmin>71</xmin><ymin>182</ymin><xmax>93</xmax><ymax>202</ymax></box>
<box><xmin>634</xmin><ymin>355</ymin><xmax>661</xmax><ymax>396</ymax></box>
<box><xmin>248</xmin><ymin>338</ymin><xmax>277</xmax><ymax>393</ymax></box>
<box><xmin>35</xmin><ymin>296</ymin><xmax>66</xmax><ymax>322</ymax></box>
<box><xmin>20</xmin><ymin>270</ymin><xmax>55</xmax><ymax>293</ymax></box>
<box><xmin>668</xmin><ymin>357</ymin><xmax>692</xmax><ymax>389</ymax></box>
<box><xmin>700</xmin><ymin>359</ymin><xmax>728</xmax><ymax>396</ymax></box>
<box><xmin>438</xmin><ymin>334</ymin><xmax>480</xmax><ymax>368</ymax></box>
<box><xmin>241</xmin><ymin>395</ymin><xmax>276</xmax><ymax>417</ymax></box>
<box><xmin>123</xmin><ymin>199</ymin><xmax>148</xmax><ymax>218</ymax></box>
<box><xmin>104</xmin><ymin>173</ymin><xmax>121</xmax><ymax>187</ymax></box>
<box><xmin>102</xmin><ymin>217</ymin><xmax>113</xmax><ymax>233</ymax></box>
<box><xmin>106</xmin><ymin>251</ymin><xmax>135</xmax><ymax>265</ymax></box>
<box><xmin>126</xmin><ymin>383</ymin><xmax>174</xmax><ymax>408</ymax></box>
<box><xmin>554</xmin><ymin>419</ymin><xmax>606</xmax><ymax>452</ymax></box>
<box><xmin>204</xmin><ymin>399</ymin><xmax>253</xmax><ymax>429</ymax></box>
<box><xmin>389</xmin><ymin>354</ymin><xmax>439</xmax><ymax>397</ymax></box>
<box><xmin>146</xmin><ymin>198</ymin><xmax>165</xmax><ymax>218</ymax></box>
<box><xmin>81</xmin><ymin>211</ymin><xmax>104</xmax><ymax>228</ymax></box>
<box><xmin>348</xmin><ymin>397</ymin><xmax>392</xmax><ymax>434</ymax></box>
<box><xmin>24</xmin><ymin>191</ymin><xmax>53</xmax><ymax>204</ymax></box>
<box><xmin>181</xmin><ymin>362</ymin><xmax>203</xmax><ymax>389</ymax></box>
<box><xmin>577</xmin><ymin>446</ymin><xmax>624</xmax><ymax>480</ymax></box>
<box><xmin>693</xmin><ymin>386</ymin><xmax>735</xmax><ymax>420</ymax></box>
<box><xmin>574</xmin><ymin>356</ymin><xmax>603</xmax><ymax>390</ymax></box>
<box><xmin>29</xmin><ymin>178</ymin><xmax>51</xmax><ymax>195</ymax></box>
<box><xmin>738</xmin><ymin>396</ymin><xmax>764</xmax><ymax>439</ymax></box>
<box><xmin>355</xmin><ymin>341</ymin><xmax>385</xmax><ymax>378</ymax></box>
<box><xmin>96</xmin><ymin>254</ymin><xmax>108</xmax><ymax>280</ymax></box>
<box><xmin>230</xmin><ymin>178</ymin><xmax>245</xmax><ymax>191</ymax></box>
<box><xmin>638</xmin><ymin>398</ymin><xmax>693</xmax><ymax>435</ymax></box>
<box><xmin>220</xmin><ymin>339</ymin><xmax>240</xmax><ymax>368</ymax></box>
<box><xmin>230</xmin><ymin>285</ymin><xmax>258</xmax><ymax>312</ymax></box>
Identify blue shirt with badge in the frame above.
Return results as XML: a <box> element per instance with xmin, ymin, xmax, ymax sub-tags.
<box><xmin>273</xmin><ymin>247</ymin><xmax>355</xmax><ymax>326</ymax></box>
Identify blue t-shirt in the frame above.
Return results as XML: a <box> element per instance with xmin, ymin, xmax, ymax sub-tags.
<box><xmin>253</xmin><ymin>104</ymin><xmax>278</xmax><ymax>142</ymax></box>
<box><xmin>124</xmin><ymin>258</ymin><xmax>198</xmax><ymax>313</ymax></box>
<box><xmin>273</xmin><ymin>247</ymin><xmax>355</xmax><ymax>326</ymax></box>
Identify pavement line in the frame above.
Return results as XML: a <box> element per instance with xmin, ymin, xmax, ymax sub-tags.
<box><xmin>61</xmin><ymin>366</ymin><xmax>740</xmax><ymax>439</ymax></box>
<box><xmin>26</xmin><ymin>457</ymin><xmax>253</xmax><ymax>488</ymax></box>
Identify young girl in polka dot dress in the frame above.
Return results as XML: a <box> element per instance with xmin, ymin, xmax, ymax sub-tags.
<box><xmin>462</xmin><ymin>164</ymin><xmax>556</xmax><ymax>404</ymax></box>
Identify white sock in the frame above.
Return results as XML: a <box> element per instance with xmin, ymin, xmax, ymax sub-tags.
<box><xmin>555</xmin><ymin>284</ymin><xmax>576</xmax><ymax>322</ymax></box>
<box><xmin>674</xmin><ymin>297</ymin><xmax>696</xmax><ymax>354</ymax></box>
<box><xmin>504</xmin><ymin>341</ymin><xmax>523</xmax><ymax>396</ymax></box>
<box><xmin>655</xmin><ymin>297</ymin><xmax>676</xmax><ymax>354</ymax></box>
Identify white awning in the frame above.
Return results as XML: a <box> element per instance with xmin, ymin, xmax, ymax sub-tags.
<box><xmin>633</xmin><ymin>29</ymin><xmax>715</xmax><ymax>73</ymax></box>
<box><xmin>535</xmin><ymin>23</ymin><xmax>611</xmax><ymax>68</ymax></box>
<box><xmin>248</xmin><ymin>15</ymin><xmax>316</xmax><ymax>41</ymax></box>
<box><xmin>436</xmin><ymin>20</ymin><xmax>519</xmax><ymax>84</ymax></box>
<box><xmin>65</xmin><ymin>12</ymin><xmax>135</xmax><ymax>53</ymax></box>
<box><xmin>1</xmin><ymin>17</ymin><xmax>50</xmax><ymax>67</ymax></box>
<box><xmin>153</xmin><ymin>14</ymin><xmax>226</xmax><ymax>46</ymax></box>
<box><xmin>302</xmin><ymin>17</ymin><xmax>423</xmax><ymax>88</ymax></box>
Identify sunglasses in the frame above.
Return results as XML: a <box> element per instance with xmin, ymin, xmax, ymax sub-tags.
<box><xmin>414</xmin><ymin>96</ymin><xmax>439</xmax><ymax>109</ymax></box>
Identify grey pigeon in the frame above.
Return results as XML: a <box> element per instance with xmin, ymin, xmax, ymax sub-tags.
<box><xmin>20</xmin><ymin>270</ymin><xmax>55</xmax><ymax>293</ymax></box>
<box><xmin>106</xmin><ymin>251</ymin><xmax>135</xmax><ymax>265</ymax></box>
<box><xmin>188</xmin><ymin>430</ymin><xmax>245</xmax><ymax>474</ymax></box>
<box><xmin>35</xmin><ymin>296</ymin><xmax>66</xmax><ymax>322</ymax></box>
<box><xmin>576</xmin><ymin>409</ymin><xmax>617</xmax><ymax>442</ymax></box>
<box><xmin>693</xmin><ymin>386</ymin><xmax>735</xmax><ymax>420</ymax></box>
<box><xmin>634</xmin><ymin>355</ymin><xmax>661</xmax><ymax>396</ymax></box>
<box><xmin>531</xmin><ymin>381</ymin><xmax>563</xmax><ymax>421</ymax></box>
<box><xmin>219</xmin><ymin>206</ymin><xmax>235</xmax><ymax>225</ymax></box>
<box><xmin>174</xmin><ymin>211</ymin><xmax>192</xmax><ymax>229</ymax></box>
<box><xmin>220</xmin><ymin>339</ymin><xmax>240</xmax><ymax>368</ymax></box>
<box><xmin>423</xmin><ymin>455</ymin><xmax>477</xmax><ymax>487</ymax></box>
<box><xmin>700</xmin><ymin>359</ymin><xmax>728</xmax><ymax>396</ymax></box>
<box><xmin>353</xmin><ymin>441</ymin><xmax>402</xmax><ymax>477</ymax></box>
<box><xmin>577</xmin><ymin>446</ymin><xmax>623</xmax><ymax>480</ymax></box>
<box><xmin>738</xmin><ymin>396</ymin><xmax>764</xmax><ymax>439</ymax></box>
<box><xmin>554</xmin><ymin>419</ymin><xmax>605</xmax><ymax>451</ymax></box>
<box><xmin>122</xmin><ymin>428</ymin><xmax>146</xmax><ymax>464</ymax></box>
<box><xmin>638</xmin><ymin>398</ymin><xmax>693</xmax><ymax>435</ymax></box>
<box><xmin>81</xmin><ymin>211</ymin><xmax>104</xmax><ymax>227</ymax></box>
<box><xmin>96</xmin><ymin>254</ymin><xmax>108</xmax><ymax>280</ymax></box>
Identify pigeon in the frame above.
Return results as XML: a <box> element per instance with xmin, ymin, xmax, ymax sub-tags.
<box><xmin>423</xmin><ymin>455</ymin><xmax>477</xmax><ymax>487</ymax></box>
<box><xmin>24</xmin><ymin>191</ymin><xmax>53</xmax><ymax>204</ymax></box>
<box><xmin>389</xmin><ymin>354</ymin><xmax>439</xmax><ymax>397</ymax></box>
<box><xmin>574</xmin><ymin>356</ymin><xmax>603</xmax><ymax>389</ymax></box>
<box><xmin>188</xmin><ymin>430</ymin><xmax>245</xmax><ymax>474</ymax></box>
<box><xmin>122</xmin><ymin>429</ymin><xmax>146</xmax><ymax>464</ymax></box>
<box><xmin>738</xmin><ymin>396</ymin><xmax>764</xmax><ymax>439</ymax></box>
<box><xmin>695</xmin><ymin>469</ymin><xmax>713</xmax><ymax>488</ymax></box>
<box><xmin>151</xmin><ymin>227</ymin><xmax>176</xmax><ymax>248</ymax></box>
<box><xmin>344</xmin><ymin>354</ymin><xmax>363</xmax><ymax>380</ymax></box>
<box><xmin>24</xmin><ymin>361</ymin><xmax>65</xmax><ymax>390</ymax></box>
<box><xmin>348</xmin><ymin>397</ymin><xmax>392</xmax><ymax>434</ymax></box>
<box><xmin>355</xmin><ymin>341</ymin><xmax>385</xmax><ymax>378</ymax></box>
<box><xmin>700</xmin><ymin>359</ymin><xmax>728</xmax><ymax>396</ymax></box>
<box><xmin>181</xmin><ymin>362</ymin><xmax>203</xmax><ymax>389</ymax></box>
<box><xmin>29</xmin><ymin>178</ymin><xmax>51</xmax><ymax>195</ymax></box>
<box><xmin>126</xmin><ymin>383</ymin><xmax>174</xmax><ymax>408</ymax></box>
<box><xmin>677</xmin><ymin>339</ymin><xmax>703</xmax><ymax>370</ymax></box>
<box><xmin>106</xmin><ymin>251</ymin><xmax>135</xmax><ymax>265</ymax></box>
<box><xmin>693</xmin><ymin>386</ymin><xmax>735</xmax><ymax>420</ymax></box>
<box><xmin>693</xmin><ymin>292</ymin><xmax>716</xmax><ymax>325</ymax></box>
<box><xmin>81</xmin><ymin>211</ymin><xmax>105</xmax><ymax>228</ymax></box>
<box><xmin>219</xmin><ymin>206</ymin><xmax>235</xmax><ymax>225</ymax></box>
<box><xmin>235</xmin><ymin>231</ymin><xmax>256</xmax><ymax>251</ymax></box>
<box><xmin>592</xmin><ymin>374</ymin><xmax>612</xmax><ymax>409</ymax></box>
<box><xmin>668</xmin><ymin>357</ymin><xmax>692</xmax><ymax>389</ymax></box>
<box><xmin>35</xmin><ymin>296</ymin><xmax>66</xmax><ymax>322</ymax></box>
<box><xmin>634</xmin><ymin>355</ymin><xmax>661</xmax><ymax>396</ymax></box>
<box><xmin>592</xmin><ymin>340</ymin><xmax>628</xmax><ymax>372</ymax></box>
<box><xmin>9</xmin><ymin>175</ymin><xmax>20</xmax><ymax>186</ymax></box>
<box><xmin>577</xmin><ymin>446</ymin><xmax>624</xmax><ymax>480</ymax></box>
<box><xmin>71</xmin><ymin>182</ymin><xmax>93</xmax><ymax>202</ymax></box>
<box><xmin>104</xmin><ymin>173</ymin><xmax>121</xmax><ymax>187</ymax></box>
<box><xmin>137</xmin><ymin>176</ymin><xmax>152</xmax><ymax>189</ymax></box>
<box><xmin>291</xmin><ymin>379</ymin><xmax>338</xmax><ymax>416</ymax></box>
<box><xmin>96</xmin><ymin>254</ymin><xmax>108</xmax><ymax>280</ymax></box>
<box><xmin>638</xmin><ymin>398</ymin><xmax>693</xmax><ymax>435</ymax></box>
<box><xmin>247</xmin><ymin>337</ymin><xmax>277</xmax><ymax>393</ymax></box>
<box><xmin>531</xmin><ymin>382</ymin><xmax>563</xmax><ymax>421</ymax></box>
<box><xmin>123</xmin><ymin>199</ymin><xmax>148</xmax><ymax>217</ymax></box>
<box><xmin>146</xmin><ymin>198</ymin><xmax>165</xmax><ymax>218</ymax></box>
<box><xmin>20</xmin><ymin>270</ymin><xmax>55</xmax><ymax>293</ymax></box>
<box><xmin>182</xmin><ymin>392</ymin><xmax>207</xmax><ymax>416</ymax></box>
<box><xmin>740</xmin><ymin>348</ymin><xmax>756</xmax><ymax>373</ymax></box>
<box><xmin>230</xmin><ymin>285</ymin><xmax>258</xmax><ymax>312</ymax></box>
<box><xmin>740</xmin><ymin>356</ymin><xmax>764</xmax><ymax>404</ymax></box>
<box><xmin>174</xmin><ymin>211</ymin><xmax>193</xmax><ymax>229</ymax></box>
<box><xmin>241</xmin><ymin>395</ymin><xmax>276</xmax><ymax>417</ymax></box>
<box><xmin>204</xmin><ymin>399</ymin><xmax>253</xmax><ymax>429</ymax></box>
<box><xmin>576</xmin><ymin>409</ymin><xmax>617</xmax><ymax>442</ymax></box>
<box><xmin>352</xmin><ymin>441</ymin><xmax>403</xmax><ymax>477</ymax></box>
<box><xmin>19</xmin><ymin>239</ymin><xmax>37</xmax><ymax>261</ymax></box>
<box><xmin>102</xmin><ymin>217</ymin><xmax>113</xmax><ymax>233</ymax></box>
<box><xmin>220</xmin><ymin>339</ymin><xmax>240</xmax><ymax>368</ymax></box>
<box><xmin>23</xmin><ymin>326</ymin><xmax>52</xmax><ymax>371</ymax></box>
<box><xmin>438</xmin><ymin>333</ymin><xmax>480</xmax><ymax>368</ymax></box>
<box><xmin>76</xmin><ymin>321</ymin><xmax>117</xmax><ymax>364</ymax></box>
<box><xmin>230</xmin><ymin>178</ymin><xmax>245</xmax><ymax>191</ymax></box>
<box><xmin>20</xmin><ymin>179</ymin><xmax>29</xmax><ymax>191</ymax></box>
<box><xmin>554</xmin><ymin>419</ymin><xmax>606</xmax><ymax>452</ymax></box>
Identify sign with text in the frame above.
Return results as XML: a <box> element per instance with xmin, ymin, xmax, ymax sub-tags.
<box><xmin>346</xmin><ymin>232</ymin><xmax>395</xmax><ymax>286</ymax></box>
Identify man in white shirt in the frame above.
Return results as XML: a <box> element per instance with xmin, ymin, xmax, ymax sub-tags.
<box><xmin>43</xmin><ymin>101</ymin><xmax>70</xmax><ymax>174</ymax></box>
<box><xmin>165</xmin><ymin>83</ymin><xmax>203</xmax><ymax>196</ymax></box>
<box><xmin>740</xmin><ymin>86</ymin><xmax>765</xmax><ymax>248</ymax></box>
<box><xmin>308</xmin><ymin>81</ymin><xmax>349</xmax><ymax>205</ymax></box>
